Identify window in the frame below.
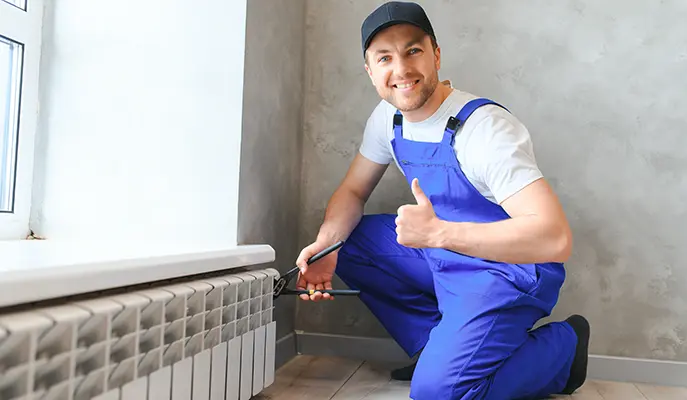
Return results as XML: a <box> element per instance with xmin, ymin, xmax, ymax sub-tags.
<box><xmin>0</xmin><ymin>36</ymin><xmax>23</xmax><ymax>212</ymax></box>
<box><xmin>0</xmin><ymin>0</ymin><xmax>44</xmax><ymax>239</ymax></box>
<box><xmin>2</xmin><ymin>0</ymin><xmax>26</xmax><ymax>11</ymax></box>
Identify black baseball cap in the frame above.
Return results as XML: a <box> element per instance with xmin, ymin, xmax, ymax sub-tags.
<box><xmin>361</xmin><ymin>1</ymin><xmax>436</xmax><ymax>57</ymax></box>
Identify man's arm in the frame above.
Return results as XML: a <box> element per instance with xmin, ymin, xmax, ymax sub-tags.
<box><xmin>428</xmin><ymin>178</ymin><xmax>572</xmax><ymax>264</ymax></box>
<box><xmin>399</xmin><ymin>178</ymin><xmax>572</xmax><ymax>264</ymax></box>
<box><xmin>316</xmin><ymin>153</ymin><xmax>388</xmax><ymax>243</ymax></box>
<box><xmin>430</xmin><ymin>109</ymin><xmax>572</xmax><ymax>264</ymax></box>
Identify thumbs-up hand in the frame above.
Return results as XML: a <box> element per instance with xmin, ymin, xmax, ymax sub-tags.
<box><xmin>395</xmin><ymin>178</ymin><xmax>443</xmax><ymax>248</ymax></box>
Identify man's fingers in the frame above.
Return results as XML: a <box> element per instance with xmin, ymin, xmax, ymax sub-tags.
<box><xmin>298</xmin><ymin>288</ymin><xmax>310</xmax><ymax>300</ymax></box>
<box><xmin>296</xmin><ymin>243</ymin><xmax>318</xmax><ymax>273</ymax></box>
<box><xmin>310</xmin><ymin>283</ymin><xmax>323</xmax><ymax>301</ymax></box>
<box><xmin>411</xmin><ymin>178</ymin><xmax>431</xmax><ymax>206</ymax></box>
<box><xmin>305</xmin><ymin>282</ymin><xmax>318</xmax><ymax>302</ymax></box>
<box><xmin>296</xmin><ymin>274</ymin><xmax>308</xmax><ymax>301</ymax></box>
<box><xmin>297</xmin><ymin>282</ymin><xmax>335</xmax><ymax>301</ymax></box>
<box><xmin>297</xmin><ymin>241</ymin><xmax>333</xmax><ymax>273</ymax></box>
<box><xmin>323</xmin><ymin>281</ymin><xmax>334</xmax><ymax>300</ymax></box>
<box><xmin>307</xmin><ymin>282</ymin><xmax>323</xmax><ymax>302</ymax></box>
<box><xmin>316</xmin><ymin>283</ymin><xmax>330</xmax><ymax>301</ymax></box>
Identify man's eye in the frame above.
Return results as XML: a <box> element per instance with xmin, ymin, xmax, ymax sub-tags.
<box><xmin>379</xmin><ymin>56</ymin><xmax>390</xmax><ymax>63</ymax></box>
<box><xmin>409</xmin><ymin>48</ymin><xmax>421</xmax><ymax>55</ymax></box>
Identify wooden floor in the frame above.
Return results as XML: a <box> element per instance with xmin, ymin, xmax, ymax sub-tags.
<box><xmin>253</xmin><ymin>355</ymin><xmax>687</xmax><ymax>400</ymax></box>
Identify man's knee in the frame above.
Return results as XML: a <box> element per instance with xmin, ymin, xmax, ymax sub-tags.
<box><xmin>346</xmin><ymin>214</ymin><xmax>395</xmax><ymax>244</ymax></box>
<box><xmin>336</xmin><ymin>215</ymin><xmax>386</xmax><ymax>276</ymax></box>
<box><xmin>410</xmin><ymin>370</ymin><xmax>448</xmax><ymax>399</ymax></box>
<box><xmin>410</xmin><ymin>368</ymin><xmax>488</xmax><ymax>400</ymax></box>
<box><xmin>410</xmin><ymin>342</ymin><xmax>493</xmax><ymax>400</ymax></box>
<box><xmin>338</xmin><ymin>213</ymin><xmax>395</xmax><ymax>260</ymax></box>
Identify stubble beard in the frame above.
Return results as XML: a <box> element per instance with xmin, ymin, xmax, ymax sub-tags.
<box><xmin>385</xmin><ymin>71</ymin><xmax>439</xmax><ymax>112</ymax></box>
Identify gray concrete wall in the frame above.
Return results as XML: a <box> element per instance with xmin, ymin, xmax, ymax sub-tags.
<box><xmin>296</xmin><ymin>0</ymin><xmax>687</xmax><ymax>361</ymax></box>
<box><xmin>238</xmin><ymin>0</ymin><xmax>306</xmax><ymax>350</ymax></box>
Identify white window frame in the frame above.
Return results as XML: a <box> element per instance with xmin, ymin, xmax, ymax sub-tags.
<box><xmin>0</xmin><ymin>0</ymin><xmax>44</xmax><ymax>239</ymax></box>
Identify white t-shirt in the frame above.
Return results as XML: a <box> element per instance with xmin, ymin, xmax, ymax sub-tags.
<box><xmin>359</xmin><ymin>88</ymin><xmax>543</xmax><ymax>205</ymax></box>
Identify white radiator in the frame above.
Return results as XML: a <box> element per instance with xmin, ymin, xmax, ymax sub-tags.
<box><xmin>0</xmin><ymin>268</ymin><xmax>280</xmax><ymax>400</ymax></box>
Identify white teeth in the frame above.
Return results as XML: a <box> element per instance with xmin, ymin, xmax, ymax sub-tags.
<box><xmin>396</xmin><ymin>81</ymin><xmax>416</xmax><ymax>89</ymax></box>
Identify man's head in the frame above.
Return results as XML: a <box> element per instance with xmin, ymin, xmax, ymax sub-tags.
<box><xmin>361</xmin><ymin>2</ymin><xmax>441</xmax><ymax>113</ymax></box>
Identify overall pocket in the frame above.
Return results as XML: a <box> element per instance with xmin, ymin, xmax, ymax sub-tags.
<box><xmin>426</xmin><ymin>248</ymin><xmax>539</xmax><ymax>296</ymax></box>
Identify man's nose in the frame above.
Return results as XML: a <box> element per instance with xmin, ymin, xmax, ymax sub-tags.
<box><xmin>393</xmin><ymin>57</ymin><xmax>413</xmax><ymax>77</ymax></box>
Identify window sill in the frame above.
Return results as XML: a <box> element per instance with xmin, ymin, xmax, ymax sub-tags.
<box><xmin>0</xmin><ymin>240</ymin><xmax>275</xmax><ymax>308</ymax></box>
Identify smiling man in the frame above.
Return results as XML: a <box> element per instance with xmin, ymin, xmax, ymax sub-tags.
<box><xmin>295</xmin><ymin>2</ymin><xmax>590</xmax><ymax>399</ymax></box>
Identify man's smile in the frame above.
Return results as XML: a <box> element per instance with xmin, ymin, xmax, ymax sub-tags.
<box><xmin>393</xmin><ymin>80</ymin><xmax>420</xmax><ymax>91</ymax></box>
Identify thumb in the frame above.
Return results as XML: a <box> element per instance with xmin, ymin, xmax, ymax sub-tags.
<box><xmin>296</xmin><ymin>243</ymin><xmax>316</xmax><ymax>273</ymax></box>
<box><xmin>411</xmin><ymin>178</ymin><xmax>430</xmax><ymax>206</ymax></box>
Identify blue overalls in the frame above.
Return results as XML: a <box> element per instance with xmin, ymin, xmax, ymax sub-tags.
<box><xmin>336</xmin><ymin>99</ymin><xmax>578</xmax><ymax>400</ymax></box>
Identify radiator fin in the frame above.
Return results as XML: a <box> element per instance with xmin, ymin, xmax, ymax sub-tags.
<box><xmin>0</xmin><ymin>268</ymin><xmax>280</xmax><ymax>400</ymax></box>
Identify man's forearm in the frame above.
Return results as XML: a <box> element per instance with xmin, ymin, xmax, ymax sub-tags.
<box><xmin>431</xmin><ymin>215</ymin><xmax>572</xmax><ymax>264</ymax></box>
<box><xmin>317</xmin><ymin>187</ymin><xmax>365</xmax><ymax>243</ymax></box>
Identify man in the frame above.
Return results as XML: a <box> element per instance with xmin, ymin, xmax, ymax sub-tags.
<box><xmin>295</xmin><ymin>2</ymin><xmax>590</xmax><ymax>399</ymax></box>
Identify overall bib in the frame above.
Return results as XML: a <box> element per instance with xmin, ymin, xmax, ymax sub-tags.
<box><xmin>336</xmin><ymin>99</ymin><xmax>578</xmax><ymax>400</ymax></box>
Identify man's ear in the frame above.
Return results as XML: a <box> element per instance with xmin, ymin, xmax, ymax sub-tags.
<box><xmin>434</xmin><ymin>46</ymin><xmax>441</xmax><ymax>70</ymax></box>
<box><xmin>365</xmin><ymin>63</ymin><xmax>374</xmax><ymax>84</ymax></box>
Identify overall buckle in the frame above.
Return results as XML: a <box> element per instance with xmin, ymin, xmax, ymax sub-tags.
<box><xmin>446</xmin><ymin>116</ymin><xmax>460</xmax><ymax>131</ymax></box>
<box><xmin>393</xmin><ymin>113</ymin><xmax>403</xmax><ymax>126</ymax></box>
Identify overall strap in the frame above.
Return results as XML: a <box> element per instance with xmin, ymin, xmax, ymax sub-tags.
<box><xmin>442</xmin><ymin>98</ymin><xmax>510</xmax><ymax>146</ymax></box>
<box><xmin>393</xmin><ymin>110</ymin><xmax>404</xmax><ymax>141</ymax></box>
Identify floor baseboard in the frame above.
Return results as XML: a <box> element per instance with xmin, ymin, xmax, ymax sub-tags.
<box><xmin>587</xmin><ymin>354</ymin><xmax>687</xmax><ymax>387</ymax></box>
<box><xmin>296</xmin><ymin>331</ymin><xmax>411</xmax><ymax>363</ymax></box>
<box><xmin>295</xmin><ymin>331</ymin><xmax>687</xmax><ymax>388</ymax></box>
<box><xmin>276</xmin><ymin>332</ymin><xmax>297</xmax><ymax>370</ymax></box>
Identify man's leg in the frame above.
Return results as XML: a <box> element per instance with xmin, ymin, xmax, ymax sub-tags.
<box><xmin>409</xmin><ymin>266</ymin><xmax>583</xmax><ymax>400</ymax></box>
<box><xmin>335</xmin><ymin>214</ymin><xmax>439</xmax><ymax>359</ymax></box>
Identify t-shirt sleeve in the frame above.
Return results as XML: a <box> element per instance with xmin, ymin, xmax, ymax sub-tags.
<box><xmin>464</xmin><ymin>108</ymin><xmax>544</xmax><ymax>204</ymax></box>
<box><xmin>359</xmin><ymin>107</ymin><xmax>394</xmax><ymax>165</ymax></box>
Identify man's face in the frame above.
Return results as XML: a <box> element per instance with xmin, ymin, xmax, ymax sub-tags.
<box><xmin>365</xmin><ymin>24</ymin><xmax>441</xmax><ymax>112</ymax></box>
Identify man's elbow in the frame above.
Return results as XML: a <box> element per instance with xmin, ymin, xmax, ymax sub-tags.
<box><xmin>550</xmin><ymin>225</ymin><xmax>573</xmax><ymax>263</ymax></box>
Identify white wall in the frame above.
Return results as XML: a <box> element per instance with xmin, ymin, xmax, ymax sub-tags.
<box><xmin>30</xmin><ymin>0</ymin><xmax>247</xmax><ymax>243</ymax></box>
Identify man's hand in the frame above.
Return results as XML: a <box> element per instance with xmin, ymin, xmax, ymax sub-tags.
<box><xmin>395</xmin><ymin>178</ymin><xmax>443</xmax><ymax>248</ymax></box>
<box><xmin>293</xmin><ymin>155</ymin><xmax>388</xmax><ymax>302</ymax></box>
<box><xmin>295</xmin><ymin>240</ymin><xmax>338</xmax><ymax>302</ymax></box>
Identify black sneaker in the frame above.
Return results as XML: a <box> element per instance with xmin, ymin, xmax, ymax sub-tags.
<box><xmin>390</xmin><ymin>348</ymin><xmax>423</xmax><ymax>381</ymax></box>
<box><xmin>390</xmin><ymin>361</ymin><xmax>417</xmax><ymax>381</ymax></box>
<box><xmin>559</xmin><ymin>314</ymin><xmax>590</xmax><ymax>394</ymax></box>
